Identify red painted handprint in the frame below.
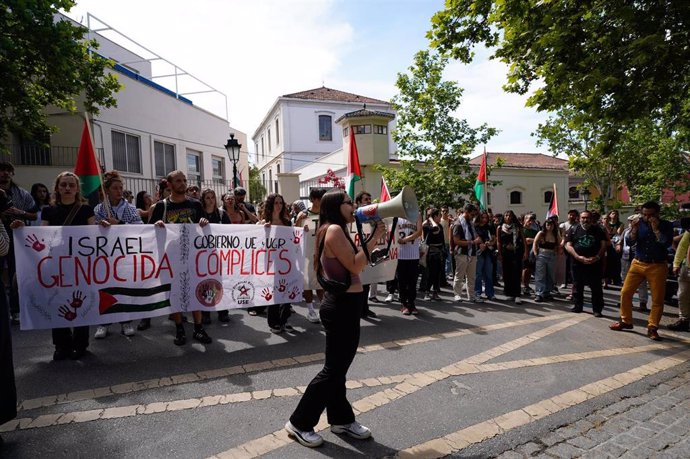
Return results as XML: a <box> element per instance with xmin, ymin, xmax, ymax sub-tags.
<box><xmin>288</xmin><ymin>286</ymin><xmax>300</xmax><ymax>300</ymax></box>
<box><xmin>57</xmin><ymin>305</ymin><xmax>77</xmax><ymax>321</ymax></box>
<box><xmin>261</xmin><ymin>288</ymin><xmax>273</xmax><ymax>301</ymax></box>
<box><xmin>277</xmin><ymin>279</ymin><xmax>287</xmax><ymax>293</ymax></box>
<box><xmin>292</xmin><ymin>230</ymin><xmax>301</xmax><ymax>244</ymax></box>
<box><xmin>69</xmin><ymin>290</ymin><xmax>84</xmax><ymax>309</ymax></box>
<box><xmin>25</xmin><ymin>234</ymin><xmax>46</xmax><ymax>252</ymax></box>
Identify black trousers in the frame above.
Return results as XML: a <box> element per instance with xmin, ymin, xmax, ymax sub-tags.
<box><xmin>267</xmin><ymin>303</ymin><xmax>291</xmax><ymax>328</ymax></box>
<box><xmin>501</xmin><ymin>250</ymin><xmax>523</xmax><ymax>298</ymax></box>
<box><xmin>52</xmin><ymin>326</ymin><xmax>89</xmax><ymax>352</ymax></box>
<box><xmin>572</xmin><ymin>261</ymin><xmax>604</xmax><ymax>312</ymax></box>
<box><xmin>425</xmin><ymin>251</ymin><xmax>444</xmax><ymax>292</ymax></box>
<box><xmin>0</xmin><ymin>277</ymin><xmax>17</xmax><ymax>425</ymax></box>
<box><xmin>397</xmin><ymin>259</ymin><xmax>420</xmax><ymax>306</ymax></box>
<box><xmin>289</xmin><ymin>291</ymin><xmax>364</xmax><ymax>430</ymax></box>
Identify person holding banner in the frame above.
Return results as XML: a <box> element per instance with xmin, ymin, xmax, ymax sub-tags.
<box><xmin>295</xmin><ymin>187</ymin><xmax>326</xmax><ymax>324</ymax></box>
<box><xmin>259</xmin><ymin>193</ymin><xmax>295</xmax><ymax>333</ymax></box>
<box><xmin>200</xmin><ymin>189</ymin><xmax>231</xmax><ymax>325</ymax></box>
<box><xmin>286</xmin><ymin>189</ymin><xmax>386</xmax><ymax>448</ymax></box>
<box><xmin>92</xmin><ymin>171</ymin><xmax>143</xmax><ymax>339</ymax></box>
<box><xmin>12</xmin><ymin>171</ymin><xmax>96</xmax><ymax>360</ymax></box>
<box><xmin>146</xmin><ymin>170</ymin><xmax>212</xmax><ymax>346</ymax></box>
<box><xmin>221</xmin><ymin>192</ymin><xmax>246</xmax><ymax>225</ymax></box>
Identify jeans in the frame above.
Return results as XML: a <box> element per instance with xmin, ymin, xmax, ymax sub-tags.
<box><xmin>619</xmin><ymin>259</ymin><xmax>667</xmax><ymax>328</ymax></box>
<box><xmin>289</xmin><ymin>291</ymin><xmax>363</xmax><ymax>430</ymax></box>
<box><xmin>474</xmin><ymin>253</ymin><xmax>495</xmax><ymax>298</ymax></box>
<box><xmin>534</xmin><ymin>250</ymin><xmax>556</xmax><ymax>297</ymax></box>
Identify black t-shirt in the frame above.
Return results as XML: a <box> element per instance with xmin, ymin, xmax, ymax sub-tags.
<box><xmin>42</xmin><ymin>203</ymin><xmax>95</xmax><ymax>226</ymax></box>
<box><xmin>422</xmin><ymin>223</ymin><xmax>445</xmax><ymax>245</ymax></box>
<box><xmin>149</xmin><ymin>198</ymin><xmax>203</xmax><ymax>224</ymax></box>
<box><xmin>202</xmin><ymin>209</ymin><xmax>231</xmax><ymax>224</ymax></box>
<box><xmin>566</xmin><ymin>224</ymin><xmax>606</xmax><ymax>257</ymax></box>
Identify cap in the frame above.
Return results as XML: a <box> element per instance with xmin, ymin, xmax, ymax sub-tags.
<box><xmin>233</xmin><ymin>187</ymin><xmax>247</xmax><ymax>196</ymax></box>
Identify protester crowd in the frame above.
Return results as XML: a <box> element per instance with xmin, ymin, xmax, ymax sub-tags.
<box><xmin>0</xmin><ymin>162</ymin><xmax>687</xmax><ymax>448</ymax></box>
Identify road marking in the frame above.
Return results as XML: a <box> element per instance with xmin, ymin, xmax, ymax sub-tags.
<box><xmin>397</xmin><ymin>348</ymin><xmax>690</xmax><ymax>458</ymax></box>
<box><xmin>17</xmin><ymin>313</ymin><xmax>572</xmax><ymax>412</ymax></box>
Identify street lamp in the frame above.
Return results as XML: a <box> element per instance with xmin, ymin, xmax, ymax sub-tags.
<box><xmin>581</xmin><ymin>188</ymin><xmax>591</xmax><ymax>211</ymax></box>
<box><xmin>224</xmin><ymin>133</ymin><xmax>241</xmax><ymax>188</ymax></box>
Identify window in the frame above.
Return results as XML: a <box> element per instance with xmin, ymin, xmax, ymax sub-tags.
<box><xmin>569</xmin><ymin>187</ymin><xmax>580</xmax><ymax>200</ymax></box>
<box><xmin>261</xmin><ymin>137</ymin><xmax>265</xmax><ymax>159</ymax></box>
<box><xmin>276</xmin><ymin>163</ymin><xmax>280</xmax><ymax>174</ymax></box>
<box><xmin>186</xmin><ymin>150</ymin><xmax>202</xmax><ymax>186</ymax></box>
<box><xmin>212</xmin><ymin>156</ymin><xmax>224</xmax><ymax>184</ymax></box>
<box><xmin>374</xmin><ymin>125</ymin><xmax>387</xmax><ymax>135</ymax></box>
<box><xmin>544</xmin><ymin>190</ymin><xmax>553</xmax><ymax>204</ymax></box>
<box><xmin>353</xmin><ymin>124</ymin><xmax>372</xmax><ymax>134</ymax></box>
<box><xmin>487</xmin><ymin>192</ymin><xmax>492</xmax><ymax>206</ymax></box>
<box><xmin>269</xmin><ymin>169</ymin><xmax>273</xmax><ymax>193</ymax></box>
<box><xmin>510</xmin><ymin>190</ymin><xmax>522</xmax><ymax>205</ymax></box>
<box><xmin>275</xmin><ymin>119</ymin><xmax>280</xmax><ymax>145</ymax></box>
<box><xmin>319</xmin><ymin>115</ymin><xmax>332</xmax><ymax>141</ymax></box>
<box><xmin>262</xmin><ymin>172</ymin><xmax>266</xmax><ymax>188</ymax></box>
<box><xmin>111</xmin><ymin>131</ymin><xmax>141</xmax><ymax>173</ymax></box>
<box><xmin>268</xmin><ymin>128</ymin><xmax>272</xmax><ymax>151</ymax></box>
<box><xmin>154</xmin><ymin>141</ymin><xmax>176</xmax><ymax>177</ymax></box>
<box><xmin>343</xmin><ymin>127</ymin><xmax>349</xmax><ymax>137</ymax></box>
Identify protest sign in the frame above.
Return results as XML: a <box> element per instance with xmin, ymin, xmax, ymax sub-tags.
<box><xmin>15</xmin><ymin>224</ymin><xmax>305</xmax><ymax>330</ymax></box>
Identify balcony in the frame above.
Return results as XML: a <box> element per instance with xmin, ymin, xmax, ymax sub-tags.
<box><xmin>3</xmin><ymin>144</ymin><xmax>105</xmax><ymax>169</ymax></box>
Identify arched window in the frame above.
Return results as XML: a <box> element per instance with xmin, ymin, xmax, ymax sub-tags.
<box><xmin>510</xmin><ymin>190</ymin><xmax>522</xmax><ymax>205</ymax></box>
<box><xmin>544</xmin><ymin>190</ymin><xmax>553</xmax><ymax>203</ymax></box>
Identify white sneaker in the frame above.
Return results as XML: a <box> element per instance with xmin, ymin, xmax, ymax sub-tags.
<box><xmin>285</xmin><ymin>421</ymin><xmax>323</xmax><ymax>447</ymax></box>
<box><xmin>423</xmin><ymin>293</ymin><xmax>431</xmax><ymax>301</ymax></box>
<box><xmin>121</xmin><ymin>323</ymin><xmax>135</xmax><ymax>336</ymax></box>
<box><xmin>331</xmin><ymin>421</ymin><xmax>372</xmax><ymax>439</ymax></box>
<box><xmin>384</xmin><ymin>294</ymin><xmax>394</xmax><ymax>303</ymax></box>
<box><xmin>94</xmin><ymin>325</ymin><xmax>108</xmax><ymax>339</ymax></box>
<box><xmin>514</xmin><ymin>297</ymin><xmax>523</xmax><ymax>305</ymax></box>
<box><xmin>306</xmin><ymin>308</ymin><xmax>320</xmax><ymax>324</ymax></box>
<box><xmin>453</xmin><ymin>295</ymin><xmax>464</xmax><ymax>302</ymax></box>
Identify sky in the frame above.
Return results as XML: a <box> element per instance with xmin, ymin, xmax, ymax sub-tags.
<box><xmin>64</xmin><ymin>0</ymin><xmax>550</xmax><ymax>158</ymax></box>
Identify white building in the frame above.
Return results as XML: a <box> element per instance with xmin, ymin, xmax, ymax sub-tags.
<box><xmin>4</xmin><ymin>14</ymin><xmax>248</xmax><ymax>198</ymax></box>
<box><xmin>469</xmin><ymin>153</ymin><xmax>570</xmax><ymax>217</ymax></box>
<box><xmin>252</xmin><ymin>87</ymin><xmax>393</xmax><ymax>195</ymax></box>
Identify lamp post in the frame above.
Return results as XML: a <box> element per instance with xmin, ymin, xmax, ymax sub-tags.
<box><xmin>581</xmin><ymin>188</ymin><xmax>591</xmax><ymax>211</ymax></box>
<box><xmin>224</xmin><ymin>133</ymin><xmax>241</xmax><ymax>189</ymax></box>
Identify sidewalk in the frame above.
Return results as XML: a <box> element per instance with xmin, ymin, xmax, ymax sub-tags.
<box><xmin>496</xmin><ymin>370</ymin><xmax>690</xmax><ymax>459</ymax></box>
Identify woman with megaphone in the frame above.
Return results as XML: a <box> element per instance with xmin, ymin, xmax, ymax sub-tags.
<box><xmin>285</xmin><ymin>188</ymin><xmax>386</xmax><ymax>448</ymax></box>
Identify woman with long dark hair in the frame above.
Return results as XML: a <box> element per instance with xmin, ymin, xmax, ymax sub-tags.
<box><xmin>285</xmin><ymin>189</ymin><xmax>386</xmax><ymax>448</ymax></box>
<box><xmin>259</xmin><ymin>193</ymin><xmax>294</xmax><ymax>332</ymax></box>
<box><xmin>497</xmin><ymin>210</ymin><xmax>528</xmax><ymax>304</ymax></box>
<box><xmin>135</xmin><ymin>190</ymin><xmax>154</xmax><ymax>223</ymax></box>
<box><xmin>221</xmin><ymin>192</ymin><xmax>246</xmax><ymax>224</ymax></box>
<box><xmin>29</xmin><ymin>183</ymin><xmax>50</xmax><ymax>227</ymax></box>
<box><xmin>532</xmin><ymin>218</ymin><xmax>561</xmax><ymax>302</ymax></box>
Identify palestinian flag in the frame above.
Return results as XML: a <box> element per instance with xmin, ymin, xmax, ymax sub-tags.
<box><xmin>347</xmin><ymin>130</ymin><xmax>362</xmax><ymax>199</ymax></box>
<box><xmin>99</xmin><ymin>284</ymin><xmax>172</xmax><ymax>314</ymax></box>
<box><xmin>380</xmin><ymin>176</ymin><xmax>391</xmax><ymax>202</ymax></box>
<box><xmin>473</xmin><ymin>148</ymin><xmax>487</xmax><ymax>210</ymax></box>
<box><xmin>546</xmin><ymin>183</ymin><xmax>559</xmax><ymax>220</ymax></box>
<box><xmin>75</xmin><ymin>119</ymin><xmax>102</xmax><ymax>207</ymax></box>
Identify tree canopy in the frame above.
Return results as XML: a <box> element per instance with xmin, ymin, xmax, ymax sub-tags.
<box><xmin>428</xmin><ymin>1</ymin><xmax>690</xmax><ymax>132</ymax></box>
<box><xmin>0</xmin><ymin>1</ymin><xmax>120</xmax><ymax>145</ymax></box>
<box><xmin>377</xmin><ymin>50</ymin><xmax>496</xmax><ymax>209</ymax></box>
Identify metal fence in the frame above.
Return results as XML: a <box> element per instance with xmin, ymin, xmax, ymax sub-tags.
<box><xmin>4</xmin><ymin>144</ymin><xmax>105</xmax><ymax>168</ymax></box>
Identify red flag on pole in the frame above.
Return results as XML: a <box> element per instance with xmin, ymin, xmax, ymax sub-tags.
<box><xmin>347</xmin><ymin>131</ymin><xmax>362</xmax><ymax>199</ymax></box>
<box><xmin>75</xmin><ymin>119</ymin><xmax>102</xmax><ymax>207</ymax></box>
<box><xmin>380</xmin><ymin>176</ymin><xmax>391</xmax><ymax>202</ymax></box>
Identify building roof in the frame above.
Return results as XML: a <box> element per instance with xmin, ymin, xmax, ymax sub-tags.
<box><xmin>282</xmin><ymin>86</ymin><xmax>389</xmax><ymax>105</ymax></box>
<box><xmin>335</xmin><ymin>108</ymin><xmax>396</xmax><ymax>123</ymax></box>
<box><xmin>469</xmin><ymin>152</ymin><xmax>568</xmax><ymax>171</ymax></box>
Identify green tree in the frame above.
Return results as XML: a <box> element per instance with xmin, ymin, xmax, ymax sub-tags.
<box><xmin>536</xmin><ymin>108</ymin><xmax>689</xmax><ymax>210</ymax></box>
<box><xmin>248</xmin><ymin>165</ymin><xmax>266</xmax><ymax>204</ymax></box>
<box><xmin>1</xmin><ymin>1</ymin><xmax>121</xmax><ymax>146</ymax></box>
<box><xmin>428</xmin><ymin>1</ymin><xmax>690</xmax><ymax>139</ymax></box>
<box><xmin>376</xmin><ymin>50</ymin><xmax>496</xmax><ymax>210</ymax></box>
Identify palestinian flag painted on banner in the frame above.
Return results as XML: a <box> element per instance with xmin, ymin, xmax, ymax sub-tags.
<box><xmin>75</xmin><ymin>119</ymin><xmax>102</xmax><ymax>207</ymax></box>
<box><xmin>99</xmin><ymin>284</ymin><xmax>172</xmax><ymax>314</ymax></box>
<box><xmin>347</xmin><ymin>130</ymin><xmax>362</xmax><ymax>199</ymax></box>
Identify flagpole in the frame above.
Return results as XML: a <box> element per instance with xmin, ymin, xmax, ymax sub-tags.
<box><xmin>483</xmin><ymin>146</ymin><xmax>488</xmax><ymax>211</ymax></box>
<box><xmin>83</xmin><ymin>113</ymin><xmax>112</xmax><ymax>219</ymax></box>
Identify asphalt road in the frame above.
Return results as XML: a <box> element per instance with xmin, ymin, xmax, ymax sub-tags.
<box><xmin>2</xmin><ymin>284</ymin><xmax>688</xmax><ymax>458</ymax></box>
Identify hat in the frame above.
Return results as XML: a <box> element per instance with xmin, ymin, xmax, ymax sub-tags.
<box><xmin>233</xmin><ymin>187</ymin><xmax>247</xmax><ymax>196</ymax></box>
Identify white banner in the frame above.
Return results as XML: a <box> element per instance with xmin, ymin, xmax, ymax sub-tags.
<box><xmin>300</xmin><ymin>216</ymin><xmax>399</xmax><ymax>289</ymax></box>
<box><xmin>15</xmin><ymin>224</ymin><xmax>306</xmax><ymax>330</ymax></box>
